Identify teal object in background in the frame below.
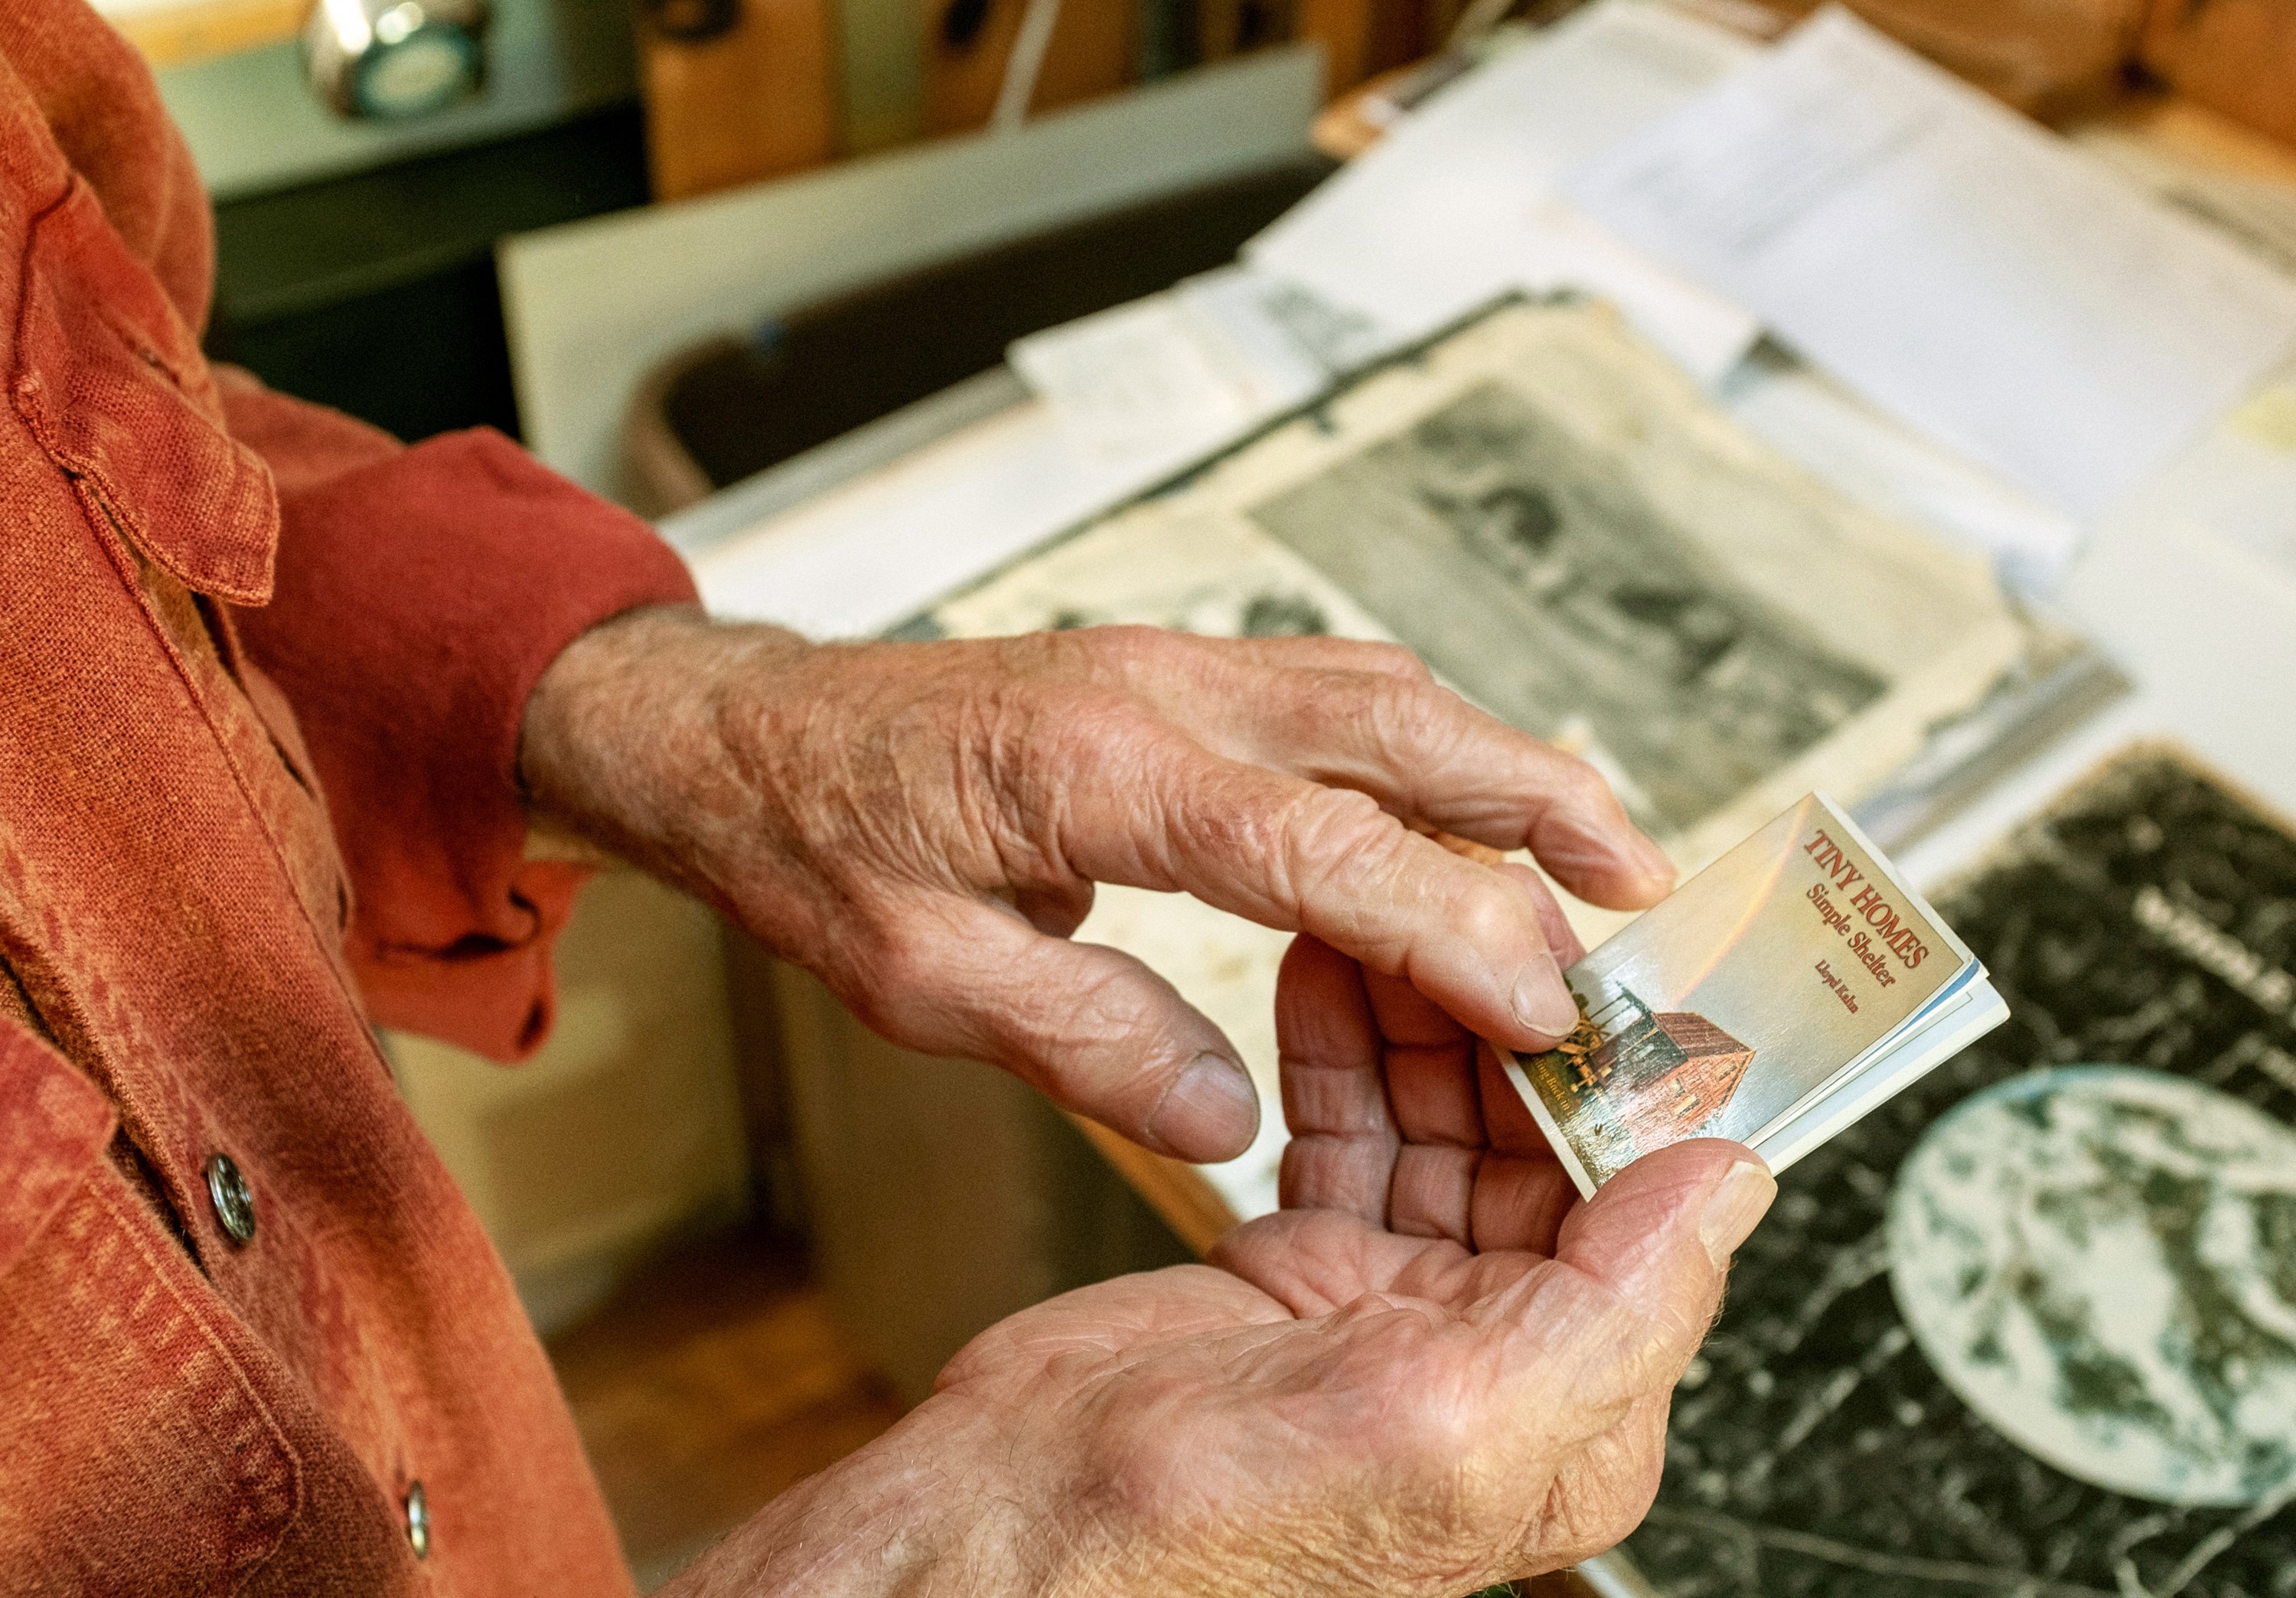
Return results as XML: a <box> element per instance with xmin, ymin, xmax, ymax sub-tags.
<box><xmin>151</xmin><ymin>0</ymin><xmax>635</xmax><ymax>200</ymax></box>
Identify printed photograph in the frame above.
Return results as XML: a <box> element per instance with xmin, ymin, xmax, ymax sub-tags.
<box><xmin>912</xmin><ymin>510</ymin><xmax>1404</xmax><ymax>649</ymax></box>
<box><xmin>1247</xmin><ymin>383</ymin><xmax>1891</xmax><ymax>836</ymax></box>
<box><xmin>909</xmin><ymin>304</ymin><xmax>2027</xmax><ymax>874</ymax></box>
<box><xmin>1523</xmin><ymin>987</ymin><xmax>1759</xmax><ymax>1179</ymax></box>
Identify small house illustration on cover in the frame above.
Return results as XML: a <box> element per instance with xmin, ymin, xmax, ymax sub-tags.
<box><xmin>1547</xmin><ymin>987</ymin><xmax>1753</xmax><ymax>1151</ymax></box>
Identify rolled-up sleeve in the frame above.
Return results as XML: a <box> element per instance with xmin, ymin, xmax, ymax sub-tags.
<box><xmin>222</xmin><ymin>376</ymin><xmax>698</xmax><ymax>1062</ymax></box>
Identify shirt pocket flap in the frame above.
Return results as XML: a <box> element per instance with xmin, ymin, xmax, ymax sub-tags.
<box><xmin>0</xmin><ymin>1019</ymin><xmax>116</xmax><ymax>1284</ymax></box>
<box><xmin>8</xmin><ymin>178</ymin><xmax>278</xmax><ymax>605</ymax></box>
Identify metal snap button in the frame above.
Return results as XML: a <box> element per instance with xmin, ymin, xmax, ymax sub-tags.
<box><xmin>201</xmin><ymin>1153</ymin><xmax>256</xmax><ymax>1245</ymax></box>
<box><xmin>405</xmin><ymin>1480</ymin><xmax>430</xmax><ymax>1560</ymax></box>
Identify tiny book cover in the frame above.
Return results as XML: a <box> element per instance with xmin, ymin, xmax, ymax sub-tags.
<box><xmin>1502</xmin><ymin>793</ymin><xmax>2001</xmax><ymax>1194</ymax></box>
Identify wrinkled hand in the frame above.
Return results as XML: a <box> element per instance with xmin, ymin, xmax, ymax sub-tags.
<box><xmin>1277</xmin><ymin>928</ymin><xmax>1593</xmax><ymax>1253</ymax></box>
<box><xmin>870</xmin><ymin>942</ymin><xmax>1776</xmax><ymax>1594</ymax></box>
<box><xmin>668</xmin><ymin>1138</ymin><xmax>1773</xmax><ymax>1598</ymax></box>
<box><xmin>520</xmin><ymin>610</ymin><xmax>1675</xmax><ymax>1162</ymax></box>
<box><xmin>661</xmin><ymin>934</ymin><xmax>1775</xmax><ymax>1598</ymax></box>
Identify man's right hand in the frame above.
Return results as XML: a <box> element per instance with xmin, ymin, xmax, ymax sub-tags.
<box><xmin>521</xmin><ymin>615</ymin><xmax>1675</xmax><ymax>1166</ymax></box>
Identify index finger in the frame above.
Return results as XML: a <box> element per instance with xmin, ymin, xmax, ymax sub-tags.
<box><xmin>1125</xmin><ymin>638</ymin><xmax>1678</xmax><ymax>912</ymax></box>
<box><xmin>1064</xmin><ymin>734</ymin><xmax>1583</xmax><ymax>1050</ymax></box>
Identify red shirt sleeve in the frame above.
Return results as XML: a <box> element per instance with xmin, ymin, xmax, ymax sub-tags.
<box><xmin>221</xmin><ymin>374</ymin><xmax>700</xmax><ymax>1062</ymax></box>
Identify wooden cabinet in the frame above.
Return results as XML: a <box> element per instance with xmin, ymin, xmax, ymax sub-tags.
<box><xmin>922</xmin><ymin>0</ymin><xmax>1140</xmax><ymax>133</ymax></box>
<box><xmin>2140</xmin><ymin>0</ymin><xmax>2296</xmax><ymax>151</ymax></box>
<box><xmin>639</xmin><ymin>0</ymin><xmax>840</xmax><ymax>201</ymax></box>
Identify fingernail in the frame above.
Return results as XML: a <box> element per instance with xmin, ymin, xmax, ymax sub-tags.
<box><xmin>1511</xmin><ymin>959</ymin><xmax>1582</xmax><ymax>1039</ymax></box>
<box><xmin>1698</xmin><ymin>1159</ymin><xmax>1776</xmax><ymax>1268</ymax></box>
<box><xmin>1145</xmin><ymin>1053</ymin><xmax>1261</xmax><ymax>1160</ymax></box>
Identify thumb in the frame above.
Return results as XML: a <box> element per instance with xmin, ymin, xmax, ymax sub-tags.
<box><xmin>1551</xmin><ymin>1140</ymin><xmax>1775</xmax><ymax>1387</ymax></box>
<box><xmin>832</xmin><ymin>892</ymin><xmax>1263</xmax><ymax>1163</ymax></box>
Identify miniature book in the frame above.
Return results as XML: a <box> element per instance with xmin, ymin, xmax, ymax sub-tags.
<box><xmin>1502</xmin><ymin>792</ymin><xmax>2007</xmax><ymax>1195</ymax></box>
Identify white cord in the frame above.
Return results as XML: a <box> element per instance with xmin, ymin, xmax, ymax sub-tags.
<box><xmin>1446</xmin><ymin>0</ymin><xmax>1520</xmax><ymax>50</ymax></box>
<box><xmin>990</xmin><ymin>0</ymin><xmax>1064</xmax><ymax>133</ymax></box>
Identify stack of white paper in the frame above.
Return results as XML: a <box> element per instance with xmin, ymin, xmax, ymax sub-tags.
<box><xmin>1567</xmin><ymin>8</ymin><xmax>2296</xmax><ymax>523</ymax></box>
<box><xmin>1243</xmin><ymin>0</ymin><xmax>1763</xmax><ymax>384</ymax></box>
<box><xmin>1718</xmin><ymin>353</ymin><xmax>2083</xmax><ymax>595</ymax></box>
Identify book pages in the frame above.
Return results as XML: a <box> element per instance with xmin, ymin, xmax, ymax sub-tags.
<box><xmin>1503</xmin><ymin>793</ymin><xmax>1986</xmax><ymax>1194</ymax></box>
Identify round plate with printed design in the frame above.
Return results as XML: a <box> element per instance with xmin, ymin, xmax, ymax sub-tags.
<box><xmin>1887</xmin><ymin>1065</ymin><xmax>2296</xmax><ymax>1507</ymax></box>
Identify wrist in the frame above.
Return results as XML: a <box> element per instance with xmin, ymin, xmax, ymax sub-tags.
<box><xmin>660</xmin><ymin>1393</ymin><xmax>1071</xmax><ymax>1598</ymax></box>
<box><xmin>517</xmin><ymin>605</ymin><xmax>807</xmax><ymax>879</ymax></box>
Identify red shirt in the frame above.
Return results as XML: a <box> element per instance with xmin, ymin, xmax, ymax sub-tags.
<box><xmin>0</xmin><ymin>4</ymin><xmax>697</xmax><ymax>1590</ymax></box>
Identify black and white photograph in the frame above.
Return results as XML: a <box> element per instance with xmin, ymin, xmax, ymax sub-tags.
<box><xmin>1250</xmin><ymin>381</ymin><xmax>1892</xmax><ymax>836</ymax></box>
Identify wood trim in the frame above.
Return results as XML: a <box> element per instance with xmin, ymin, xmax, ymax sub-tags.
<box><xmin>2138</xmin><ymin>0</ymin><xmax>2296</xmax><ymax>152</ymax></box>
<box><xmin>641</xmin><ymin>0</ymin><xmax>839</xmax><ymax>203</ymax></box>
<box><xmin>923</xmin><ymin>0</ymin><xmax>1138</xmax><ymax>135</ymax></box>
<box><xmin>1292</xmin><ymin>0</ymin><xmax>1430</xmax><ymax>97</ymax></box>
<box><xmin>105</xmin><ymin>0</ymin><xmax>308</xmax><ymax>68</ymax></box>
<box><xmin>1068</xmin><ymin>1114</ymin><xmax>1239</xmax><ymax>1257</ymax></box>
<box><xmin>2086</xmin><ymin>93</ymin><xmax>2296</xmax><ymax>187</ymax></box>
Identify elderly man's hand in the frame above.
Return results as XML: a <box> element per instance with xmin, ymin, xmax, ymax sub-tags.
<box><xmin>664</xmin><ymin>1140</ymin><xmax>1771</xmax><ymax>1597</ymax></box>
<box><xmin>533</xmin><ymin>613</ymin><xmax>1767</xmax><ymax>1596</ymax></box>
<box><xmin>521</xmin><ymin>609</ymin><xmax>1674</xmax><ymax>1162</ymax></box>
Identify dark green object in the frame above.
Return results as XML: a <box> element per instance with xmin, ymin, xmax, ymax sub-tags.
<box><xmin>204</xmin><ymin>106</ymin><xmax>648</xmax><ymax>443</ymax></box>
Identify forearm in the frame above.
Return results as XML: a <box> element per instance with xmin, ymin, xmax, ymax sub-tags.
<box><xmin>658</xmin><ymin>1397</ymin><xmax>1060</xmax><ymax>1598</ymax></box>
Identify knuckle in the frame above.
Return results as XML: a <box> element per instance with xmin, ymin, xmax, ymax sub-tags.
<box><xmin>1352</xmin><ymin>669</ymin><xmax>1417</xmax><ymax>732</ymax></box>
<box><xmin>1051</xmin><ymin>957</ymin><xmax>1166</xmax><ymax>1057</ymax></box>
<box><xmin>847</xmin><ymin>906</ymin><xmax>947</xmax><ymax>1005</ymax></box>
<box><xmin>1450</xmin><ymin>876</ymin><xmax>1534</xmax><ymax>952</ymax></box>
<box><xmin>1345</xmin><ymin>639</ymin><xmax>1433</xmax><ymax>681</ymax></box>
<box><xmin>1361</xmin><ymin>673</ymin><xmax>1457</xmax><ymax>763</ymax></box>
<box><xmin>1296</xmin><ymin>781</ymin><xmax>1394</xmax><ymax>847</ymax></box>
<box><xmin>1005</xmin><ymin>683</ymin><xmax>1162</xmax><ymax>803</ymax></box>
<box><xmin>1551</xmin><ymin>751</ymin><xmax>1619</xmax><ymax>810</ymax></box>
<box><xmin>1280</xmin><ymin>788</ymin><xmax>1397</xmax><ymax>896</ymax></box>
<box><xmin>1071</xmin><ymin>621</ymin><xmax>1184</xmax><ymax>679</ymax></box>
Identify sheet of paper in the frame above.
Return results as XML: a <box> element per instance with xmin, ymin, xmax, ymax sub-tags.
<box><xmin>2076</xmin><ymin>121</ymin><xmax>2296</xmax><ymax>282</ymax></box>
<box><xmin>2110</xmin><ymin>372</ymin><xmax>2296</xmax><ymax>595</ymax></box>
<box><xmin>690</xmin><ymin>399</ymin><xmax>1194</xmax><ymax>639</ymax></box>
<box><xmin>1567</xmin><ymin>8</ymin><xmax>2296</xmax><ymax>522</ymax></box>
<box><xmin>1243</xmin><ymin>0</ymin><xmax>1762</xmax><ymax>383</ymax></box>
<box><xmin>1719</xmin><ymin>351</ymin><xmax>2082</xmax><ymax>595</ymax></box>
<box><xmin>1168</xmin><ymin>266</ymin><xmax>1334</xmax><ymax>407</ymax></box>
<box><xmin>1006</xmin><ymin>267</ymin><xmax>1331</xmax><ymax>471</ymax></box>
<box><xmin>1009</xmin><ymin>297</ymin><xmax>1263</xmax><ymax>470</ymax></box>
